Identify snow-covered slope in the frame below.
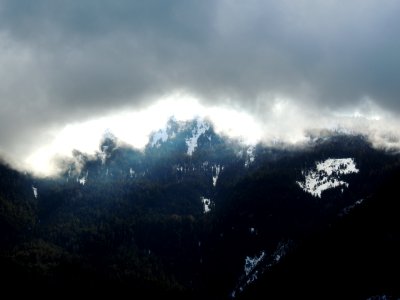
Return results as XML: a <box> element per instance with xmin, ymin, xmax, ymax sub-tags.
<box><xmin>150</xmin><ymin>129</ymin><xmax>169</xmax><ymax>148</ymax></box>
<box><xmin>186</xmin><ymin>118</ymin><xmax>210</xmax><ymax>155</ymax></box>
<box><xmin>232</xmin><ymin>241</ymin><xmax>292</xmax><ymax>298</ymax></box>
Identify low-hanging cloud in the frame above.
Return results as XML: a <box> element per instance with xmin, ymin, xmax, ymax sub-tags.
<box><xmin>0</xmin><ymin>0</ymin><xmax>400</xmax><ymax>170</ymax></box>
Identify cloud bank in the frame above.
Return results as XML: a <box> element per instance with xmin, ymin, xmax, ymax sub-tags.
<box><xmin>0</xmin><ymin>0</ymin><xmax>399</xmax><ymax>172</ymax></box>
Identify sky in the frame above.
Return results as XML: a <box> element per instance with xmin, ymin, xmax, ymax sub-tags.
<box><xmin>0</xmin><ymin>0</ymin><xmax>399</xmax><ymax>175</ymax></box>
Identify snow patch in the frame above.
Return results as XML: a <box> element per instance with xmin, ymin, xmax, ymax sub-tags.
<box><xmin>150</xmin><ymin>128</ymin><xmax>169</xmax><ymax>148</ymax></box>
<box><xmin>232</xmin><ymin>241</ymin><xmax>292</xmax><ymax>298</ymax></box>
<box><xmin>78</xmin><ymin>171</ymin><xmax>88</xmax><ymax>186</ymax></box>
<box><xmin>244</xmin><ymin>251</ymin><xmax>265</xmax><ymax>276</ymax></box>
<box><xmin>316</xmin><ymin>158</ymin><xmax>359</xmax><ymax>176</ymax></box>
<box><xmin>297</xmin><ymin>158</ymin><xmax>359</xmax><ymax>198</ymax></box>
<box><xmin>340</xmin><ymin>199</ymin><xmax>364</xmax><ymax>216</ymax></box>
<box><xmin>201</xmin><ymin>197</ymin><xmax>211</xmax><ymax>213</ymax></box>
<box><xmin>212</xmin><ymin>165</ymin><xmax>222</xmax><ymax>187</ymax></box>
<box><xmin>186</xmin><ymin>119</ymin><xmax>210</xmax><ymax>155</ymax></box>
<box><xmin>98</xmin><ymin>146</ymin><xmax>108</xmax><ymax>165</ymax></box>
<box><xmin>245</xmin><ymin>146</ymin><xmax>256</xmax><ymax>168</ymax></box>
<box><xmin>32</xmin><ymin>186</ymin><xmax>38</xmax><ymax>198</ymax></box>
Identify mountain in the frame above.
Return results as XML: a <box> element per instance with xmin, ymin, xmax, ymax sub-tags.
<box><xmin>0</xmin><ymin>118</ymin><xmax>399</xmax><ymax>298</ymax></box>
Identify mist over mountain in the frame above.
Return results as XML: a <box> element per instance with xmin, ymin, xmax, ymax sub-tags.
<box><xmin>1</xmin><ymin>1</ymin><xmax>400</xmax><ymax>174</ymax></box>
<box><xmin>1</xmin><ymin>2</ymin><xmax>399</xmax><ymax>298</ymax></box>
<box><xmin>0</xmin><ymin>118</ymin><xmax>399</xmax><ymax>298</ymax></box>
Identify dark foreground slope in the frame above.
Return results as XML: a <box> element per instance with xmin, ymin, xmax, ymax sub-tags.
<box><xmin>241</xmin><ymin>167</ymin><xmax>400</xmax><ymax>300</ymax></box>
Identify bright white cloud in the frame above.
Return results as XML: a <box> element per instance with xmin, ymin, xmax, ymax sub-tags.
<box><xmin>24</xmin><ymin>92</ymin><xmax>400</xmax><ymax>176</ymax></box>
<box><xmin>25</xmin><ymin>93</ymin><xmax>264</xmax><ymax>176</ymax></box>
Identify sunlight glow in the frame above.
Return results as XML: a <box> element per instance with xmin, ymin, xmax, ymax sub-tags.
<box><xmin>24</xmin><ymin>93</ymin><xmax>395</xmax><ymax>177</ymax></box>
<box><xmin>25</xmin><ymin>93</ymin><xmax>263</xmax><ymax>176</ymax></box>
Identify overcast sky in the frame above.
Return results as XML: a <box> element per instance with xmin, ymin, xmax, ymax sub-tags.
<box><xmin>0</xmin><ymin>0</ymin><xmax>399</xmax><ymax>173</ymax></box>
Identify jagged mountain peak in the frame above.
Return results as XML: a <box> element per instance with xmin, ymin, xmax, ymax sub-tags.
<box><xmin>148</xmin><ymin>117</ymin><xmax>181</xmax><ymax>148</ymax></box>
<box><xmin>147</xmin><ymin>117</ymin><xmax>215</xmax><ymax>155</ymax></box>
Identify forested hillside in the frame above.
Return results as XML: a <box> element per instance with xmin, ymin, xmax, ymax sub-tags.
<box><xmin>0</xmin><ymin>119</ymin><xmax>399</xmax><ymax>299</ymax></box>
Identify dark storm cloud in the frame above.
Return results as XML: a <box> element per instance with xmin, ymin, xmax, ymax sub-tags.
<box><xmin>0</xmin><ymin>0</ymin><xmax>399</xmax><ymax>164</ymax></box>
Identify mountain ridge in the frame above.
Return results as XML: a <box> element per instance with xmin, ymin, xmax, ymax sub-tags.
<box><xmin>0</xmin><ymin>118</ymin><xmax>399</xmax><ymax>298</ymax></box>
